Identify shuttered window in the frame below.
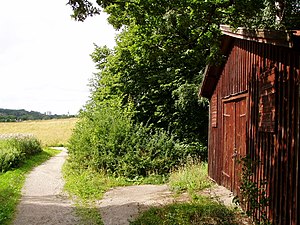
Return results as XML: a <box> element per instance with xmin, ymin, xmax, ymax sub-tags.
<box><xmin>211</xmin><ymin>94</ymin><xmax>218</xmax><ymax>128</ymax></box>
<box><xmin>258</xmin><ymin>67</ymin><xmax>277</xmax><ymax>132</ymax></box>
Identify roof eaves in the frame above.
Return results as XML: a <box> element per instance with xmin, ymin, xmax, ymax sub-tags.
<box><xmin>199</xmin><ymin>25</ymin><xmax>300</xmax><ymax>99</ymax></box>
<box><xmin>220</xmin><ymin>25</ymin><xmax>295</xmax><ymax>48</ymax></box>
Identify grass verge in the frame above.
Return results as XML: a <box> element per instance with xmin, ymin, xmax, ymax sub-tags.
<box><xmin>63</xmin><ymin>161</ymin><xmax>128</xmax><ymax>225</ymax></box>
<box><xmin>63</xmin><ymin>160</ymin><xmax>167</xmax><ymax>224</ymax></box>
<box><xmin>131</xmin><ymin>195</ymin><xmax>239</xmax><ymax>225</ymax></box>
<box><xmin>131</xmin><ymin>162</ymin><xmax>242</xmax><ymax>224</ymax></box>
<box><xmin>0</xmin><ymin>148</ymin><xmax>60</xmax><ymax>225</ymax></box>
<box><xmin>63</xmin><ymin>160</ymin><xmax>243</xmax><ymax>224</ymax></box>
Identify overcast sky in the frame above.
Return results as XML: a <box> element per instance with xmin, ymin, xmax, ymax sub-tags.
<box><xmin>0</xmin><ymin>0</ymin><xmax>116</xmax><ymax>115</ymax></box>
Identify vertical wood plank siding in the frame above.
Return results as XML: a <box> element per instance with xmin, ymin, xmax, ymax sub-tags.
<box><xmin>208</xmin><ymin>38</ymin><xmax>300</xmax><ymax>224</ymax></box>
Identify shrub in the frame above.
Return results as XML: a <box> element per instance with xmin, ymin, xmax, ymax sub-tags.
<box><xmin>68</xmin><ymin>105</ymin><xmax>207</xmax><ymax>179</ymax></box>
<box><xmin>0</xmin><ymin>134</ymin><xmax>42</xmax><ymax>172</ymax></box>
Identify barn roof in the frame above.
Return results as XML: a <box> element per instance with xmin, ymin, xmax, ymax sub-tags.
<box><xmin>199</xmin><ymin>25</ymin><xmax>300</xmax><ymax>99</ymax></box>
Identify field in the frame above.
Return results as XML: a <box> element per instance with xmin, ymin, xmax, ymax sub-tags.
<box><xmin>0</xmin><ymin>118</ymin><xmax>78</xmax><ymax>146</ymax></box>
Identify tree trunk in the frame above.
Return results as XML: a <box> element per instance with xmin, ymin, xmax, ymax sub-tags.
<box><xmin>275</xmin><ymin>0</ymin><xmax>285</xmax><ymax>25</ymax></box>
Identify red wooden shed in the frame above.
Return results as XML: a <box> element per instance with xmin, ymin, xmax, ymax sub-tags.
<box><xmin>199</xmin><ymin>25</ymin><xmax>300</xmax><ymax>224</ymax></box>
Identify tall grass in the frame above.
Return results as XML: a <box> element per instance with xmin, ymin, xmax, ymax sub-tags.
<box><xmin>0</xmin><ymin>134</ymin><xmax>42</xmax><ymax>172</ymax></box>
<box><xmin>0</xmin><ymin>118</ymin><xmax>77</xmax><ymax>146</ymax></box>
<box><xmin>168</xmin><ymin>160</ymin><xmax>212</xmax><ymax>194</ymax></box>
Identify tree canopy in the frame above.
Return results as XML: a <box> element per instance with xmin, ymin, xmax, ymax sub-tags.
<box><xmin>68</xmin><ymin>0</ymin><xmax>299</xmax><ymax>29</ymax></box>
<box><xmin>67</xmin><ymin>0</ymin><xmax>300</xmax><ymax>162</ymax></box>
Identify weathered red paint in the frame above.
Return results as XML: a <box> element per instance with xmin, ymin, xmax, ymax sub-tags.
<box><xmin>200</xmin><ymin>25</ymin><xmax>300</xmax><ymax>225</ymax></box>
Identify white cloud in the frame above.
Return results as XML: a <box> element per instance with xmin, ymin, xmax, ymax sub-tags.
<box><xmin>0</xmin><ymin>0</ymin><xmax>116</xmax><ymax>115</ymax></box>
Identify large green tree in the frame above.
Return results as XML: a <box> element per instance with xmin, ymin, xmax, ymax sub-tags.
<box><xmin>68</xmin><ymin>0</ymin><xmax>299</xmax><ymax>148</ymax></box>
<box><xmin>82</xmin><ymin>0</ymin><xmax>230</xmax><ymax>145</ymax></box>
<box><xmin>67</xmin><ymin>0</ymin><xmax>299</xmax><ymax>29</ymax></box>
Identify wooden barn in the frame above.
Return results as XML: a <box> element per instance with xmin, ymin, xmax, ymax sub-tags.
<box><xmin>199</xmin><ymin>25</ymin><xmax>300</xmax><ymax>224</ymax></box>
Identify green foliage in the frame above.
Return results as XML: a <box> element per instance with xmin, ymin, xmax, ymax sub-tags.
<box><xmin>63</xmin><ymin>152</ymin><xmax>165</xmax><ymax>224</ymax></box>
<box><xmin>233</xmin><ymin>156</ymin><xmax>271</xmax><ymax>225</ymax></box>
<box><xmin>226</xmin><ymin>0</ymin><xmax>300</xmax><ymax>29</ymax></box>
<box><xmin>67</xmin><ymin>0</ymin><xmax>298</xmax><ymax>194</ymax></box>
<box><xmin>169</xmin><ymin>161</ymin><xmax>212</xmax><ymax>194</ymax></box>
<box><xmin>131</xmin><ymin>196</ymin><xmax>239</xmax><ymax>225</ymax></box>
<box><xmin>69</xmin><ymin>103</ymin><xmax>206</xmax><ymax>179</ymax></box>
<box><xmin>63</xmin><ymin>161</ymin><xmax>128</xmax><ymax>201</ymax></box>
<box><xmin>68</xmin><ymin>0</ymin><xmax>299</xmax><ymax>30</ymax></box>
<box><xmin>0</xmin><ymin>148</ymin><xmax>60</xmax><ymax>225</ymax></box>
<box><xmin>0</xmin><ymin>134</ymin><xmax>42</xmax><ymax>172</ymax></box>
<box><xmin>88</xmin><ymin>20</ymin><xmax>211</xmax><ymax>148</ymax></box>
<box><xmin>63</xmin><ymin>160</ymin><xmax>125</xmax><ymax>225</ymax></box>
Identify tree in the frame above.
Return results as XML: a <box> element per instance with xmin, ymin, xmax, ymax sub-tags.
<box><xmin>84</xmin><ymin>1</ymin><xmax>226</xmax><ymax>145</ymax></box>
<box><xmin>68</xmin><ymin>0</ymin><xmax>299</xmax><ymax>153</ymax></box>
<box><xmin>67</xmin><ymin>0</ymin><xmax>299</xmax><ymax>29</ymax></box>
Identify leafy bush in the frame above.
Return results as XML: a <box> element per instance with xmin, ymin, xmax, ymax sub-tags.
<box><xmin>68</xmin><ymin>105</ymin><xmax>206</xmax><ymax>179</ymax></box>
<box><xmin>0</xmin><ymin>134</ymin><xmax>42</xmax><ymax>172</ymax></box>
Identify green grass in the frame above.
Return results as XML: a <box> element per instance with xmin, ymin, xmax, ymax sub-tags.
<box><xmin>74</xmin><ymin>202</ymin><xmax>104</xmax><ymax>225</ymax></box>
<box><xmin>131</xmin><ymin>161</ymin><xmax>241</xmax><ymax>225</ymax></box>
<box><xmin>131</xmin><ymin>195</ymin><xmax>239</xmax><ymax>225</ymax></box>
<box><xmin>63</xmin><ymin>160</ymin><xmax>242</xmax><ymax>225</ymax></box>
<box><xmin>168</xmin><ymin>161</ymin><xmax>212</xmax><ymax>194</ymax></box>
<box><xmin>63</xmin><ymin>161</ymin><xmax>130</xmax><ymax>224</ymax></box>
<box><xmin>0</xmin><ymin>148</ymin><xmax>60</xmax><ymax>225</ymax></box>
<box><xmin>63</xmin><ymin>162</ymin><xmax>129</xmax><ymax>201</ymax></box>
<box><xmin>63</xmin><ymin>160</ymin><xmax>168</xmax><ymax>224</ymax></box>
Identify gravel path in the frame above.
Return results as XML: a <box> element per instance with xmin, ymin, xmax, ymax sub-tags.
<box><xmin>98</xmin><ymin>184</ymin><xmax>175</xmax><ymax>225</ymax></box>
<box><xmin>13</xmin><ymin>147</ymin><xmax>79</xmax><ymax>225</ymax></box>
<box><xmin>12</xmin><ymin>147</ymin><xmax>240</xmax><ymax>225</ymax></box>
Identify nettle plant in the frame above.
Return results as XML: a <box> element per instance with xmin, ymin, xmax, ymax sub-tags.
<box><xmin>234</xmin><ymin>155</ymin><xmax>271</xmax><ymax>225</ymax></box>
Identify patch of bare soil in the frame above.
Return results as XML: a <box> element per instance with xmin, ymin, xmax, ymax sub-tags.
<box><xmin>200</xmin><ymin>184</ymin><xmax>235</xmax><ymax>207</ymax></box>
<box><xmin>13</xmin><ymin>147</ymin><xmax>79</xmax><ymax>225</ymax></box>
<box><xmin>98</xmin><ymin>184</ymin><xmax>251</xmax><ymax>225</ymax></box>
<box><xmin>200</xmin><ymin>185</ymin><xmax>252</xmax><ymax>225</ymax></box>
<box><xmin>97</xmin><ymin>184</ymin><xmax>175</xmax><ymax>225</ymax></box>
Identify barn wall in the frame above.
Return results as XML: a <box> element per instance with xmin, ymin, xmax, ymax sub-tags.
<box><xmin>208</xmin><ymin>38</ymin><xmax>300</xmax><ymax>224</ymax></box>
<box><xmin>208</xmin><ymin>38</ymin><xmax>250</xmax><ymax>186</ymax></box>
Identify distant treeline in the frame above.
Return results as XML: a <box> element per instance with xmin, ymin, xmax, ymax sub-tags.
<box><xmin>0</xmin><ymin>108</ymin><xmax>75</xmax><ymax>122</ymax></box>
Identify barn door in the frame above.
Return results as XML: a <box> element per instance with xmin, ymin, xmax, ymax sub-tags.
<box><xmin>222</xmin><ymin>96</ymin><xmax>247</xmax><ymax>194</ymax></box>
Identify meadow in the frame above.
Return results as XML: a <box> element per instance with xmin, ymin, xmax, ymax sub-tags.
<box><xmin>0</xmin><ymin>118</ymin><xmax>76</xmax><ymax>224</ymax></box>
<box><xmin>0</xmin><ymin>118</ymin><xmax>78</xmax><ymax>146</ymax></box>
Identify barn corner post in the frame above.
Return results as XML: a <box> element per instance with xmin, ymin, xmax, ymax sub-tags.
<box><xmin>199</xmin><ymin>25</ymin><xmax>300</xmax><ymax>225</ymax></box>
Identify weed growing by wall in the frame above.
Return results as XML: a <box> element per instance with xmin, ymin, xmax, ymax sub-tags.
<box><xmin>234</xmin><ymin>156</ymin><xmax>271</xmax><ymax>225</ymax></box>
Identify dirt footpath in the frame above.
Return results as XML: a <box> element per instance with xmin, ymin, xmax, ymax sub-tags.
<box><xmin>13</xmin><ymin>147</ymin><xmax>79</xmax><ymax>225</ymax></box>
<box><xmin>12</xmin><ymin>147</ymin><xmax>239</xmax><ymax>225</ymax></box>
<box><xmin>97</xmin><ymin>184</ymin><xmax>239</xmax><ymax>225</ymax></box>
<box><xmin>98</xmin><ymin>184</ymin><xmax>175</xmax><ymax>225</ymax></box>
